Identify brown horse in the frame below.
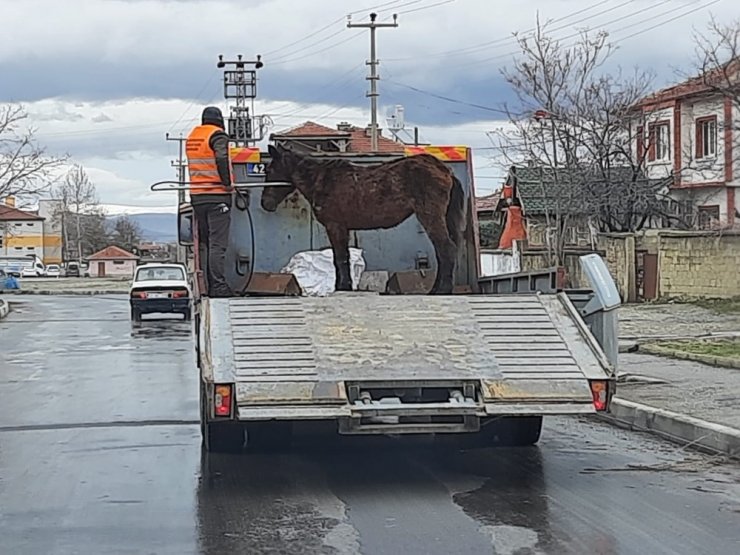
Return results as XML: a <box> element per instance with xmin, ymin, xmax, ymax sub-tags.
<box><xmin>261</xmin><ymin>144</ymin><xmax>466</xmax><ymax>294</ymax></box>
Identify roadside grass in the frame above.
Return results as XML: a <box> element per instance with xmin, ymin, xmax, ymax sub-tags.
<box><xmin>657</xmin><ymin>338</ymin><xmax>740</xmax><ymax>361</ymax></box>
<box><xmin>691</xmin><ymin>297</ymin><xmax>740</xmax><ymax>315</ymax></box>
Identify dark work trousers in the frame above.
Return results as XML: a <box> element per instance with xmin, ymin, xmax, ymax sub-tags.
<box><xmin>193</xmin><ymin>197</ymin><xmax>232</xmax><ymax>297</ymax></box>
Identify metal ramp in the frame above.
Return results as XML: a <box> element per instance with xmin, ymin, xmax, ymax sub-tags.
<box><xmin>203</xmin><ymin>292</ymin><xmax>611</xmax><ymax>427</ymax></box>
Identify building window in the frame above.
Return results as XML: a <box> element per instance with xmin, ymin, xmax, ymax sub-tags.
<box><xmin>26</xmin><ymin>223</ymin><xmax>34</xmax><ymax>227</ymax></box>
<box><xmin>697</xmin><ymin>205</ymin><xmax>720</xmax><ymax>229</ymax></box>
<box><xmin>696</xmin><ymin>116</ymin><xmax>717</xmax><ymax>159</ymax></box>
<box><xmin>14</xmin><ymin>247</ymin><xmax>23</xmax><ymax>251</ymax></box>
<box><xmin>113</xmin><ymin>260</ymin><xmax>125</xmax><ymax>265</ymax></box>
<box><xmin>648</xmin><ymin>122</ymin><xmax>671</xmax><ymax>162</ymax></box>
<box><xmin>26</xmin><ymin>247</ymin><xmax>34</xmax><ymax>251</ymax></box>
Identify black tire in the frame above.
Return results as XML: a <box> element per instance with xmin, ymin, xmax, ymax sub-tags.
<box><xmin>245</xmin><ymin>421</ymin><xmax>293</xmax><ymax>452</ymax></box>
<box><xmin>183</xmin><ymin>310</ymin><xmax>192</xmax><ymax>321</ymax></box>
<box><xmin>468</xmin><ymin>416</ymin><xmax>543</xmax><ymax>448</ymax></box>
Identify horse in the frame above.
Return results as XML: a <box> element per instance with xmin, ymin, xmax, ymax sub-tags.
<box><xmin>261</xmin><ymin>144</ymin><xmax>466</xmax><ymax>294</ymax></box>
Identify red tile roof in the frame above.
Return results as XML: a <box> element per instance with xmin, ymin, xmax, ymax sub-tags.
<box><xmin>87</xmin><ymin>246</ymin><xmax>139</xmax><ymax>260</ymax></box>
<box><xmin>637</xmin><ymin>58</ymin><xmax>740</xmax><ymax>107</ymax></box>
<box><xmin>0</xmin><ymin>205</ymin><xmax>43</xmax><ymax>221</ymax></box>
<box><xmin>345</xmin><ymin>126</ymin><xmax>405</xmax><ymax>153</ymax></box>
<box><xmin>271</xmin><ymin>121</ymin><xmax>349</xmax><ymax>138</ymax></box>
<box><xmin>271</xmin><ymin>120</ymin><xmax>405</xmax><ymax>153</ymax></box>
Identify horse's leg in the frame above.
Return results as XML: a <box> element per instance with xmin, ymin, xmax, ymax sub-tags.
<box><xmin>416</xmin><ymin>211</ymin><xmax>457</xmax><ymax>295</ymax></box>
<box><xmin>325</xmin><ymin>223</ymin><xmax>353</xmax><ymax>291</ymax></box>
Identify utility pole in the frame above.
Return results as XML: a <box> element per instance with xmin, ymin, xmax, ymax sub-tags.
<box><xmin>347</xmin><ymin>12</ymin><xmax>398</xmax><ymax>152</ymax></box>
<box><xmin>217</xmin><ymin>54</ymin><xmax>266</xmax><ymax>146</ymax></box>
<box><xmin>165</xmin><ymin>133</ymin><xmax>187</xmax><ymax>205</ymax></box>
<box><xmin>166</xmin><ymin>133</ymin><xmax>187</xmax><ymax>264</ymax></box>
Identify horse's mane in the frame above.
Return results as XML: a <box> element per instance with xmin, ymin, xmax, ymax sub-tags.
<box><xmin>289</xmin><ymin>151</ymin><xmax>412</xmax><ymax>171</ymax></box>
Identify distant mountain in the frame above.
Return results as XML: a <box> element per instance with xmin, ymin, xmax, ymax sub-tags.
<box><xmin>107</xmin><ymin>212</ymin><xmax>178</xmax><ymax>242</ymax></box>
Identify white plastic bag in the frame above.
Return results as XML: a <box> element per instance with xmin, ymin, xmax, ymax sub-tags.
<box><xmin>280</xmin><ymin>248</ymin><xmax>366</xmax><ymax>296</ymax></box>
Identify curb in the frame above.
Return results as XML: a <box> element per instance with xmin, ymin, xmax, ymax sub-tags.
<box><xmin>0</xmin><ymin>290</ymin><xmax>126</xmax><ymax>296</ymax></box>
<box><xmin>599</xmin><ymin>398</ymin><xmax>740</xmax><ymax>460</ymax></box>
<box><xmin>0</xmin><ymin>299</ymin><xmax>8</xmax><ymax>320</ymax></box>
<box><xmin>639</xmin><ymin>343</ymin><xmax>740</xmax><ymax>370</ymax></box>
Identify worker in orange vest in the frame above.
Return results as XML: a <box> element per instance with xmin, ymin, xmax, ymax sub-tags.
<box><xmin>186</xmin><ymin>106</ymin><xmax>233</xmax><ymax>297</ymax></box>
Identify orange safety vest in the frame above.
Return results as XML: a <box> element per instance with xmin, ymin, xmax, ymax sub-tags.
<box><xmin>185</xmin><ymin>124</ymin><xmax>229</xmax><ymax>195</ymax></box>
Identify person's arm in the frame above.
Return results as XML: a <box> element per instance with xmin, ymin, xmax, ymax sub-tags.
<box><xmin>209</xmin><ymin>131</ymin><xmax>232</xmax><ymax>188</ymax></box>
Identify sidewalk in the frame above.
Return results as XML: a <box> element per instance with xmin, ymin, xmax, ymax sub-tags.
<box><xmin>617</xmin><ymin>353</ymin><xmax>740</xmax><ymax>429</ymax></box>
<box><xmin>609</xmin><ymin>352</ymin><xmax>740</xmax><ymax>459</ymax></box>
<box><xmin>0</xmin><ymin>277</ymin><xmax>129</xmax><ymax>295</ymax></box>
<box><xmin>606</xmin><ymin>303</ymin><xmax>740</xmax><ymax>458</ymax></box>
<box><xmin>619</xmin><ymin>302</ymin><xmax>740</xmax><ymax>340</ymax></box>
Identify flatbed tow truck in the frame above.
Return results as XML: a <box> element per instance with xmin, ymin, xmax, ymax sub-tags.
<box><xmin>172</xmin><ymin>144</ymin><xmax>620</xmax><ymax>452</ymax></box>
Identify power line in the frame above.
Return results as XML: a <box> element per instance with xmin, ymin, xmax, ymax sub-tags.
<box><xmin>395</xmin><ymin>0</ymin><xmax>455</xmax><ymax>15</ymax></box>
<box><xmin>454</xmin><ymin>0</ymin><xmax>717</xmax><ymax>69</ymax></box>
<box><xmin>384</xmin><ymin>0</ymin><xmax>627</xmax><ymax>61</ymax></box>
<box><xmin>263</xmin><ymin>0</ymin><xmax>411</xmax><ymax>58</ymax></box>
<box><xmin>385</xmin><ymin>79</ymin><xmax>509</xmax><ymax>115</ymax></box>
<box><xmin>269</xmin><ymin>27</ymin><xmax>349</xmax><ymax>63</ymax></box>
<box><xmin>269</xmin><ymin>32</ymin><xmax>365</xmax><ymax>66</ymax></box>
<box><xmin>166</xmin><ymin>68</ymin><xmax>219</xmax><ymax>133</ymax></box>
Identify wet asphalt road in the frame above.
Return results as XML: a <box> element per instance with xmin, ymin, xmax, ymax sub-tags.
<box><xmin>1</xmin><ymin>296</ymin><xmax>739</xmax><ymax>555</ymax></box>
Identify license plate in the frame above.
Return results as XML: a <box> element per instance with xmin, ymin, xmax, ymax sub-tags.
<box><xmin>148</xmin><ymin>292</ymin><xmax>168</xmax><ymax>299</ymax></box>
<box><xmin>247</xmin><ymin>162</ymin><xmax>266</xmax><ymax>175</ymax></box>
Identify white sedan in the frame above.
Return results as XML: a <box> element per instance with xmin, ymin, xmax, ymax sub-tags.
<box><xmin>129</xmin><ymin>263</ymin><xmax>192</xmax><ymax>322</ymax></box>
<box><xmin>45</xmin><ymin>264</ymin><xmax>61</xmax><ymax>278</ymax></box>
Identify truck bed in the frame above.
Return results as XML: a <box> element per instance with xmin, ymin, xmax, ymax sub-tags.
<box><xmin>201</xmin><ymin>292</ymin><xmax>613</xmax><ymax>432</ymax></box>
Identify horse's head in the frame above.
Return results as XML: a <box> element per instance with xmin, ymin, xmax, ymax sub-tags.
<box><xmin>261</xmin><ymin>144</ymin><xmax>298</xmax><ymax>212</ymax></box>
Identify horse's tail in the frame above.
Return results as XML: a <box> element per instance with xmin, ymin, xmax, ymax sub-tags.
<box><xmin>446</xmin><ymin>174</ymin><xmax>466</xmax><ymax>248</ymax></box>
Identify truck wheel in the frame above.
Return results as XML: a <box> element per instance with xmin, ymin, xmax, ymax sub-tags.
<box><xmin>470</xmin><ymin>416</ymin><xmax>543</xmax><ymax>448</ymax></box>
<box><xmin>245</xmin><ymin>421</ymin><xmax>293</xmax><ymax>451</ymax></box>
<box><xmin>131</xmin><ymin>307</ymin><xmax>142</xmax><ymax>323</ymax></box>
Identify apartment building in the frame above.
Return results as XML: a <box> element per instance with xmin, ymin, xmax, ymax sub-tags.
<box><xmin>634</xmin><ymin>70</ymin><xmax>739</xmax><ymax>228</ymax></box>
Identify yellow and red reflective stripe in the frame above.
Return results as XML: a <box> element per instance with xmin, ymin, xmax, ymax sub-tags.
<box><xmin>404</xmin><ymin>145</ymin><xmax>468</xmax><ymax>161</ymax></box>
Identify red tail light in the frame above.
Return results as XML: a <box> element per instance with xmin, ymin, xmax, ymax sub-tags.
<box><xmin>131</xmin><ymin>291</ymin><xmax>147</xmax><ymax>299</ymax></box>
<box><xmin>590</xmin><ymin>380</ymin><xmax>608</xmax><ymax>411</ymax></box>
<box><xmin>172</xmin><ymin>289</ymin><xmax>189</xmax><ymax>298</ymax></box>
<box><xmin>214</xmin><ymin>384</ymin><xmax>233</xmax><ymax>417</ymax></box>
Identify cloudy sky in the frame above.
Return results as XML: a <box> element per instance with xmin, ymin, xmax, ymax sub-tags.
<box><xmin>1</xmin><ymin>0</ymin><xmax>734</xmax><ymax>213</ymax></box>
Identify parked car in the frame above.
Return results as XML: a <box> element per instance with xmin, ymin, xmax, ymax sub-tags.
<box><xmin>65</xmin><ymin>261</ymin><xmax>81</xmax><ymax>277</ymax></box>
<box><xmin>20</xmin><ymin>259</ymin><xmax>46</xmax><ymax>278</ymax></box>
<box><xmin>129</xmin><ymin>263</ymin><xmax>191</xmax><ymax>322</ymax></box>
<box><xmin>65</xmin><ymin>261</ymin><xmax>90</xmax><ymax>278</ymax></box>
<box><xmin>46</xmin><ymin>264</ymin><xmax>61</xmax><ymax>278</ymax></box>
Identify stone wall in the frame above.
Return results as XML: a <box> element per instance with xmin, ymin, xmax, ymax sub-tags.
<box><xmin>520</xmin><ymin>247</ymin><xmax>600</xmax><ymax>289</ymax></box>
<box><xmin>498</xmin><ymin>230</ymin><xmax>740</xmax><ymax>300</ymax></box>
<box><xmin>656</xmin><ymin>231</ymin><xmax>740</xmax><ymax>299</ymax></box>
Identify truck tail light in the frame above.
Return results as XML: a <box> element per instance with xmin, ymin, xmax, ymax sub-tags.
<box><xmin>131</xmin><ymin>291</ymin><xmax>147</xmax><ymax>299</ymax></box>
<box><xmin>172</xmin><ymin>289</ymin><xmax>188</xmax><ymax>298</ymax></box>
<box><xmin>214</xmin><ymin>384</ymin><xmax>233</xmax><ymax>417</ymax></box>
<box><xmin>590</xmin><ymin>380</ymin><xmax>608</xmax><ymax>411</ymax></box>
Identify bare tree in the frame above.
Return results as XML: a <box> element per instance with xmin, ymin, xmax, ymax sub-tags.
<box><xmin>0</xmin><ymin>104</ymin><xmax>66</xmax><ymax>200</ymax></box>
<box><xmin>111</xmin><ymin>215</ymin><xmax>142</xmax><ymax>252</ymax></box>
<box><xmin>493</xmin><ymin>19</ymin><xmax>703</xmax><ymax>263</ymax></box>
<box><xmin>53</xmin><ymin>165</ymin><xmax>108</xmax><ymax>261</ymax></box>
<box><xmin>693</xmin><ymin>17</ymin><xmax>739</xmax><ymax>109</ymax></box>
